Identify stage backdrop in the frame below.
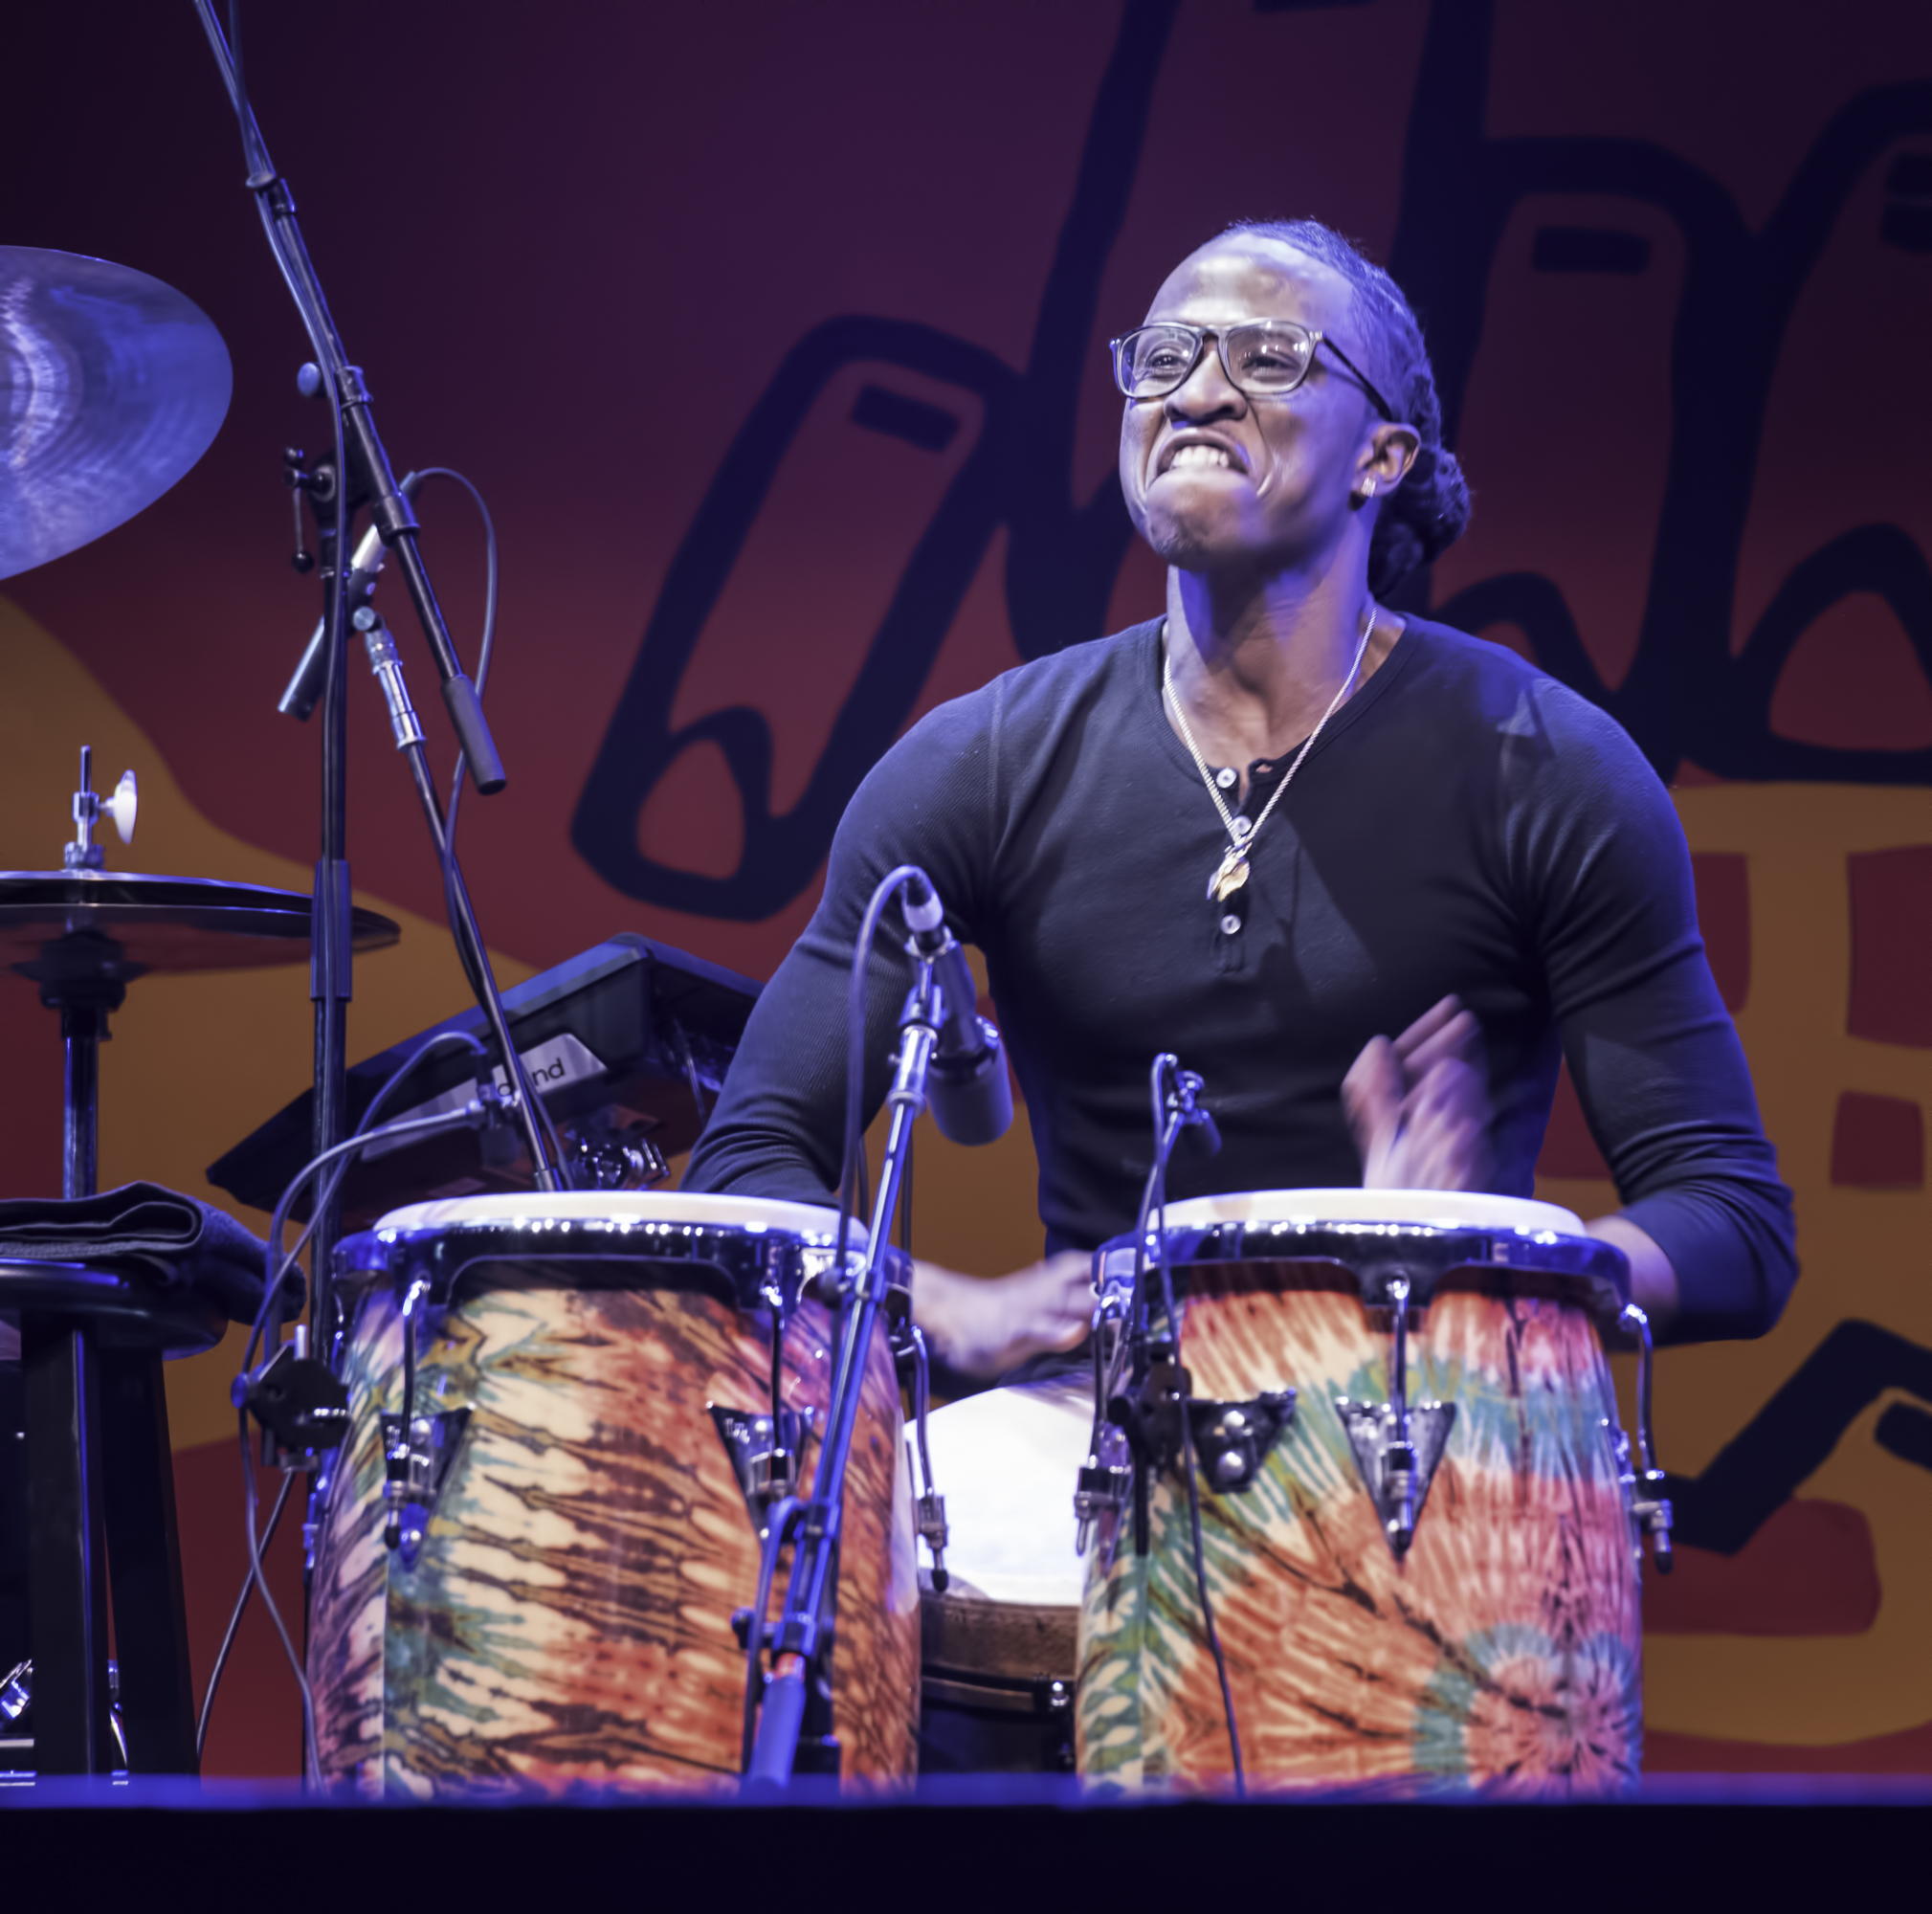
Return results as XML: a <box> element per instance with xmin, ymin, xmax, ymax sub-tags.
<box><xmin>3</xmin><ymin>0</ymin><xmax>1931</xmax><ymax>1775</ymax></box>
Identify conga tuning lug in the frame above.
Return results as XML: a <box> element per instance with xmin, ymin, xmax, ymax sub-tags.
<box><xmin>380</xmin><ymin>1408</ymin><xmax>470</xmax><ymax>1569</ymax></box>
<box><xmin>1335</xmin><ymin>1397</ymin><xmax>1456</xmax><ymax>1557</ymax></box>
<box><xmin>916</xmin><ymin>1491</ymin><xmax>949</xmax><ymax>1562</ymax></box>
<box><xmin>1615</xmin><ymin>1303</ymin><xmax>1676</xmax><ymax>1572</ymax></box>
<box><xmin>710</xmin><ymin>1405</ymin><xmax>814</xmax><ymax>1538</ymax></box>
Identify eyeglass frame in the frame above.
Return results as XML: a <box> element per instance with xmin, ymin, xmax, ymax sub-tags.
<box><xmin>1108</xmin><ymin>320</ymin><xmax>1399</xmax><ymax>424</ymax></box>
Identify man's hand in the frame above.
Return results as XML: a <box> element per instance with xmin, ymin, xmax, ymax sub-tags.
<box><xmin>1343</xmin><ymin>994</ymin><xmax>1494</xmax><ymax>1191</ymax></box>
<box><xmin>911</xmin><ymin>1252</ymin><xmax>1092</xmax><ymax>1381</ymax></box>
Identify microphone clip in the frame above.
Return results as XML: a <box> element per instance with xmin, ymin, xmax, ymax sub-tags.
<box><xmin>1165</xmin><ymin>1065</ymin><xmax>1222</xmax><ymax>1158</ymax></box>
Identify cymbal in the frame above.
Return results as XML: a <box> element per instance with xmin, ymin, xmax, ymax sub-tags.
<box><xmin>0</xmin><ymin>871</ymin><xmax>400</xmax><ymax>980</ymax></box>
<box><xmin>0</xmin><ymin>248</ymin><xmax>233</xmax><ymax>580</ymax></box>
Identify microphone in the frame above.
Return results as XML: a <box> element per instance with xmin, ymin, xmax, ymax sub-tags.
<box><xmin>901</xmin><ymin>874</ymin><xmax>1013</xmax><ymax>1146</ymax></box>
<box><xmin>279</xmin><ymin>521</ymin><xmax>389</xmax><ymax>720</ymax></box>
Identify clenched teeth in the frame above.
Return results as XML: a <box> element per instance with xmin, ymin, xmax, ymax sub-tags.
<box><xmin>1167</xmin><ymin>443</ymin><xmax>1235</xmax><ymax>471</ymax></box>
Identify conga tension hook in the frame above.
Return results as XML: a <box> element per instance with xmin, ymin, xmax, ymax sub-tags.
<box><xmin>1617</xmin><ymin>1302</ymin><xmax>1675</xmax><ymax>1572</ymax></box>
<box><xmin>1335</xmin><ymin>1274</ymin><xmax>1456</xmax><ymax>1558</ymax></box>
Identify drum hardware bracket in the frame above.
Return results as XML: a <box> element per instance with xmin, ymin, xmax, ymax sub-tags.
<box><xmin>1335</xmin><ymin>1274</ymin><xmax>1455</xmax><ymax>1557</ymax></box>
<box><xmin>1106</xmin><ymin>1368</ymin><xmax>1297</xmax><ymax>1499</ymax></box>
<box><xmin>1188</xmin><ymin>1388</ymin><xmax>1297</xmax><ymax>1493</ymax></box>
<box><xmin>1074</xmin><ymin>1458</ymin><xmax>1132</xmax><ymax>1552</ymax></box>
<box><xmin>233</xmin><ymin>1329</ymin><xmax>351</xmax><ymax>1465</ymax></box>
<box><xmin>710</xmin><ymin>1405</ymin><xmax>817</xmax><ymax>1539</ymax></box>
<box><xmin>1617</xmin><ymin>1303</ymin><xmax>1675</xmax><ymax>1571</ymax></box>
<box><xmin>64</xmin><ymin>746</ymin><xmax>138</xmax><ymax>872</ymax></box>
<box><xmin>1109</xmin><ymin>1352</ymin><xmax>1191</xmax><ymax>1486</ymax></box>
<box><xmin>559</xmin><ymin>1111</ymin><xmax>669</xmax><ymax>1191</ymax></box>
<box><xmin>380</xmin><ymin>1407</ymin><xmax>472</xmax><ymax>1567</ymax></box>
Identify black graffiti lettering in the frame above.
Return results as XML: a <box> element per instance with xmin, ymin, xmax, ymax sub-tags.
<box><xmin>1665</xmin><ymin>1319</ymin><xmax>1932</xmax><ymax>1553</ymax></box>
<box><xmin>576</xmin><ymin>0</ymin><xmax>1932</xmax><ymax>915</ymax></box>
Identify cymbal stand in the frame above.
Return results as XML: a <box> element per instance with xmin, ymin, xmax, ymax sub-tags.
<box><xmin>189</xmin><ymin>2</ymin><xmax>563</xmax><ymax>1369</ymax></box>
<box><xmin>742</xmin><ymin>964</ymin><xmax>944</xmax><ymax>1788</ymax></box>
<box><xmin>29</xmin><ymin>749</ymin><xmax>142</xmax><ymax>1201</ymax></box>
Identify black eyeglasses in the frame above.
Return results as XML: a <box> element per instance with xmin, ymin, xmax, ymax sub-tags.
<box><xmin>1109</xmin><ymin>320</ymin><xmax>1397</xmax><ymax>422</ymax></box>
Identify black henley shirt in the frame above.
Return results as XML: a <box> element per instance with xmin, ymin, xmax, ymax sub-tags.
<box><xmin>684</xmin><ymin>615</ymin><xmax>1796</xmax><ymax>1344</ymax></box>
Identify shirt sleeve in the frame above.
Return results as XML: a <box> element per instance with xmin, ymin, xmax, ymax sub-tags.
<box><xmin>1509</xmin><ymin>676</ymin><xmax>1797</xmax><ymax>1343</ymax></box>
<box><xmin>681</xmin><ymin>692</ymin><xmax>996</xmax><ymax>1205</ymax></box>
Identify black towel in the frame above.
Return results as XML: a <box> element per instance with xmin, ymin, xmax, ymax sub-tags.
<box><xmin>0</xmin><ymin>1183</ymin><xmax>284</xmax><ymax>1324</ymax></box>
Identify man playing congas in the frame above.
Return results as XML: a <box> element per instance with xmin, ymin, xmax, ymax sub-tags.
<box><xmin>684</xmin><ymin>218</ymin><xmax>1796</xmax><ymax>1785</ymax></box>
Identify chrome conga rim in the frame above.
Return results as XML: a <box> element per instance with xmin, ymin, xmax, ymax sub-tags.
<box><xmin>1096</xmin><ymin>1186</ymin><xmax>1631</xmax><ymax>1330</ymax></box>
<box><xmin>333</xmin><ymin>1190</ymin><xmax>882</xmax><ymax>1314</ymax></box>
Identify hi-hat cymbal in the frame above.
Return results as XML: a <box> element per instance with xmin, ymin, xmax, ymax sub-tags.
<box><xmin>0</xmin><ymin>870</ymin><xmax>399</xmax><ymax>979</ymax></box>
<box><xmin>0</xmin><ymin>248</ymin><xmax>233</xmax><ymax>580</ymax></box>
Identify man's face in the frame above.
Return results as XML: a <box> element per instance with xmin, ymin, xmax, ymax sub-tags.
<box><xmin>1118</xmin><ymin>238</ymin><xmax>1383</xmax><ymax>576</ymax></box>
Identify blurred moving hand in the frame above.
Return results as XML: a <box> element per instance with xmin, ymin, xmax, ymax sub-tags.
<box><xmin>911</xmin><ymin>1251</ymin><xmax>1092</xmax><ymax>1380</ymax></box>
<box><xmin>1343</xmin><ymin>994</ymin><xmax>1494</xmax><ymax>1191</ymax></box>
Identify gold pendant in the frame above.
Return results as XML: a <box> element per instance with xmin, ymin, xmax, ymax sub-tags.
<box><xmin>1209</xmin><ymin>846</ymin><xmax>1250</xmax><ymax>902</ymax></box>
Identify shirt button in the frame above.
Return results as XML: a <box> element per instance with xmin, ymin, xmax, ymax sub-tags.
<box><xmin>1232</xmin><ymin>816</ymin><xmax>1253</xmax><ymax>839</ymax></box>
<box><xmin>1214</xmin><ymin>767</ymin><xmax>1237</xmax><ymax>790</ymax></box>
<box><xmin>1220</xmin><ymin>913</ymin><xmax>1242</xmax><ymax>936</ymax></box>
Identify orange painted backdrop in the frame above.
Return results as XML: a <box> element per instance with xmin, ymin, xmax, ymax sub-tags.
<box><xmin>3</xmin><ymin>0</ymin><xmax>1930</xmax><ymax>1774</ymax></box>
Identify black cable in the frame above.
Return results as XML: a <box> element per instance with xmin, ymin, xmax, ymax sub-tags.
<box><xmin>1178</xmin><ymin>1409</ymin><xmax>1244</xmax><ymax>1795</ymax></box>
<box><xmin>395</xmin><ymin>467</ymin><xmax>568</xmax><ymax>1179</ymax></box>
<box><xmin>237</xmin><ymin>1413</ymin><xmax>321</xmax><ymax>1780</ymax></box>
<box><xmin>195</xmin><ymin>1466</ymin><xmax>293</xmax><ymax>1763</ymax></box>
<box><xmin>207</xmin><ymin>1035</ymin><xmax>482</xmax><ymax>1784</ymax></box>
<box><xmin>397</xmin><ymin>467</ymin><xmax>499</xmax><ymax>870</ymax></box>
<box><xmin>1150</xmin><ymin>1100</ymin><xmax>1244</xmax><ymax>1794</ymax></box>
<box><xmin>739</xmin><ymin>864</ymin><xmax>918</xmax><ymax>1763</ymax></box>
<box><xmin>223</xmin><ymin>0</ymin><xmax>356</xmax><ymax>1347</ymax></box>
<box><xmin>836</xmin><ymin>865</ymin><xmax>925</xmax><ymax>1272</ymax></box>
<box><xmin>222</xmin><ymin>1094</ymin><xmax>495</xmax><ymax>1780</ymax></box>
<box><xmin>249</xmin><ymin>1032</ymin><xmax>489</xmax><ymax>1380</ymax></box>
<box><xmin>206</xmin><ymin>11</ymin><xmax>554</xmax><ymax>1214</ymax></box>
<box><xmin>1124</xmin><ymin>1055</ymin><xmax>1246</xmax><ymax>1793</ymax></box>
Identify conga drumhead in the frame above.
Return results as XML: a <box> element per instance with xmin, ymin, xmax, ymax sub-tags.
<box><xmin>1153</xmin><ymin>1188</ymin><xmax>1586</xmax><ymax>1236</ymax></box>
<box><xmin>370</xmin><ymin>1189</ymin><xmax>865</xmax><ymax>1239</ymax></box>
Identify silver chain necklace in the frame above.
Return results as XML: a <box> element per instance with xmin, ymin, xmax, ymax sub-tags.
<box><xmin>1163</xmin><ymin>605</ymin><xmax>1376</xmax><ymax>903</ymax></box>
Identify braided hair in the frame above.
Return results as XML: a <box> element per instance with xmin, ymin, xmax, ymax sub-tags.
<box><xmin>1223</xmin><ymin>218</ymin><xmax>1471</xmax><ymax>597</ymax></box>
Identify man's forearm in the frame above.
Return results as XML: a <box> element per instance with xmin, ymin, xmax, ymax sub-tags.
<box><xmin>1586</xmin><ymin>1213</ymin><xmax>1679</xmax><ymax>1332</ymax></box>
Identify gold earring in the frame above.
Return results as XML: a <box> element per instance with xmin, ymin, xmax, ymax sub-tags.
<box><xmin>1359</xmin><ymin>478</ymin><xmax>1376</xmax><ymax>501</ymax></box>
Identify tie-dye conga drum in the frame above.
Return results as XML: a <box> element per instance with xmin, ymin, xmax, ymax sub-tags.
<box><xmin>307</xmin><ymin>1192</ymin><xmax>920</xmax><ymax>1796</ymax></box>
<box><xmin>1077</xmin><ymin>1189</ymin><xmax>1645</xmax><ymax>1798</ymax></box>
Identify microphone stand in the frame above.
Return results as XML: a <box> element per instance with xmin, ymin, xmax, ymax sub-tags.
<box><xmin>190</xmin><ymin>0</ymin><xmax>563</xmax><ymax>1379</ymax></box>
<box><xmin>743</xmin><ymin>964</ymin><xmax>944</xmax><ymax>1787</ymax></box>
